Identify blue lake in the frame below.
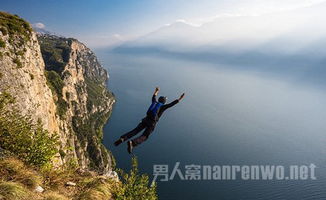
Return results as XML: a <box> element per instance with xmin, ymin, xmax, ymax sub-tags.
<box><xmin>97</xmin><ymin>51</ymin><xmax>326</xmax><ymax>200</ymax></box>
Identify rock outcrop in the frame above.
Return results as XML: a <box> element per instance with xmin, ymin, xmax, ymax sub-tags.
<box><xmin>0</xmin><ymin>12</ymin><xmax>115</xmax><ymax>172</ymax></box>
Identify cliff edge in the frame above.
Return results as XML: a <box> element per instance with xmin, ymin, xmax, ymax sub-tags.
<box><xmin>0</xmin><ymin>12</ymin><xmax>158</xmax><ymax>200</ymax></box>
<box><xmin>0</xmin><ymin>11</ymin><xmax>115</xmax><ymax>172</ymax></box>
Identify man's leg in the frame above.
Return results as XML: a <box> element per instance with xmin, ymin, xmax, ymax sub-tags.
<box><xmin>128</xmin><ymin>126</ymin><xmax>155</xmax><ymax>153</ymax></box>
<box><xmin>131</xmin><ymin>125</ymin><xmax>155</xmax><ymax>147</ymax></box>
<box><xmin>114</xmin><ymin>122</ymin><xmax>146</xmax><ymax>146</ymax></box>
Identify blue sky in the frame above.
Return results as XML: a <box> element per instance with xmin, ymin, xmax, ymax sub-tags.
<box><xmin>0</xmin><ymin>0</ymin><xmax>233</xmax><ymax>46</ymax></box>
<box><xmin>1</xmin><ymin>0</ymin><xmax>325</xmax><ymax>48</ymax></box>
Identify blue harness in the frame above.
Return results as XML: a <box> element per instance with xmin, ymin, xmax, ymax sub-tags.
<box><xmin>147</xmin><ymin>102</ymin><xmax>163</xmax><ymax>120</ymax></box>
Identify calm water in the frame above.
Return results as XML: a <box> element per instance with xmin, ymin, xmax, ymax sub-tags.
<box><xmin>97</xmin><ymin>51</ymin><xmax>326</xmax><ymax>200</ymax></box>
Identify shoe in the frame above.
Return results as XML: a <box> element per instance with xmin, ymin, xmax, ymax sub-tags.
<box><xmin>127</xmin><ymin>141</ymin><xmax>133</xmax><ymax>154</ymax></box>
<box><xmin>114</xmin><ymin>138</ymin><xmax>124</xmax><ymax>146</ymax></box>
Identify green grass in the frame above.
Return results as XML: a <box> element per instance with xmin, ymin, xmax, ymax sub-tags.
<box><xmin>0</xmin><ymin>12</ymin><xmax>33</xmax><ymax>60</ymax></box>
<box><xmin>0</xmin><ymin>156</ymin><xmax>157</xmax><ymax>199</ymax></box>
<box><xmin>43</xmin><ymin>192</ymin><xmax>69</xmax><ymax>200</ymax></box>
<box><xmin>0</xmin><ymin>181</ymin><xmax>31</xmax><ymax>200</ymax></box>
<box><xmin>0</xmin><ymin>12</ymin><xmax>32</xmax><ymax>43</ymax></box>
<box><xmin>78</xmin><ymin>178</ymin><xmax>113</xmax><ymax>200</ymax></box>
<box><xmin>0</xmin><ymin>158</ymin><xmax>42</xmax><ymax>189</ymax></box>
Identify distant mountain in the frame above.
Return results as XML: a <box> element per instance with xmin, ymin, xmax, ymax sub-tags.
<box><xmin>115</xmin><ymin>2</ymin><xmax>326</xmax><ymax>55</ymax></box>
<box><xmin>112</xmin><ymin>3</ymin><xmax>326</xmax><ymax>86</ymax></box>
<box><xmin>32</xmin><ymin>26</ymin><xmax>65</xmax><ymax>38</ymax></box>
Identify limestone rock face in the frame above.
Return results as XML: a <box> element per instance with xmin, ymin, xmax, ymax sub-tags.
<box><xmin>0</xmin><ymin>29</ymin><xmax>59</xmax><ymax>135</ymax></box>
<box><xmin>38</xmin><ymin>34</ymin><xmax>115</xmax><ymax>172</ymax></box>
<box><xmin>0</xmin><ymin>13</ymin><xmax>115</xmax><ymax>172</ymax></box>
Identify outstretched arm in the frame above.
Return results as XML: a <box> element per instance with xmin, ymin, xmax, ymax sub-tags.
<box><xmin>152</xmin><ymin>87</ymin><xmax>160</xmax><ymax>102</ymax></box>
<box><xmin>162</xmin><ymin>93</ymin><xmax>186</xmax><ymax>110</ymax></box>
<box><xmin>178</xmin><ymin>93</ymin><xmax>185</xmax><ymax>101</ymax></box>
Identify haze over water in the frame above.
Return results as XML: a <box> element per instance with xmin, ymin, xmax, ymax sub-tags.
<box><xmin>99</xmin><ymin>51</ymin><xmax>326</xmax><ymax>200</ymax></box>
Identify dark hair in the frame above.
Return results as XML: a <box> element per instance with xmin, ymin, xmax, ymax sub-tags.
<box><xmin>158</xmin><ymin>96</ymin><xmax>167</xmax><ymax>104</ymax></box>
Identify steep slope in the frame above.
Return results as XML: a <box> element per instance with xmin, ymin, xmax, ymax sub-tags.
<box><xmin>38</xmin><ymin>34</ymin><xmax>116</xmax><ymax>172</ymax></box>
<box><xmin>0</xmin><ymin>12</ymin><xmax>59</xmax><ymax>135</ymax></box>
<box><xmin>0</xmin><ymin>12</ymin><xmax>115</xmax><ymax>172</ymax></box>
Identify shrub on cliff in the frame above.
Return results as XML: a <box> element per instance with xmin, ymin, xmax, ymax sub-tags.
<box><xmin>45</xmin><ymin>70</ymin><xmax>68</xmax><ymax>119</ymax></box>
<box><xmin>0</xmin><ymin>92</ymin><xmax>59</xmax><ymax>167</ymax></box>
<box><xmin>112</xmin><ymin>157</ymin><xmax>158</xmax><ymax>200</ymax></box>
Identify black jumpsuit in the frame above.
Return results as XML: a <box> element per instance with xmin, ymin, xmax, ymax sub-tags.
<box><xmin>120</xmin><ymin>94</ymin><xmax>179</xmax><ymax>146</ymax></box>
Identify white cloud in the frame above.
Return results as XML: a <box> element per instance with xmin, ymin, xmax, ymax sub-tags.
<box><xmin>112</xmin><ymin>34</ymin><xmax>124</xmax><ymax>40</ymax></box>
<box><xmin>32</xmin><ymin>22</ymin><xmax>45</xmax><ymax>29</ymax></box>
<box><xmin>178</xmin><ymin>0</ymin><xmax>326</xmax><ymax>26</ymax></box>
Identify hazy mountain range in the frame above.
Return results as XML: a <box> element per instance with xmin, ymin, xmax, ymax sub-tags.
<box><xmin>115</xmin><ymin>2</ymin><xmax>326</xmax><ymax>54</ymax></box>
<box><xmin>111</xmin><ymin>2</ymin><xmax>326</xmax><ymax>85</ymax></box>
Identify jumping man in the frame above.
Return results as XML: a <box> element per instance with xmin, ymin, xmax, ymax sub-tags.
<box><xmin>114</xmin><ymin>87</ymin><xmax>185</xmax><ymax>153</ymax></box>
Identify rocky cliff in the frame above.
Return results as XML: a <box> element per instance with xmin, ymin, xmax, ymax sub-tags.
<box><xmin>0</xmin><ymin>12</ymin><xmax>115</xmax><ymax>172</ymax></box>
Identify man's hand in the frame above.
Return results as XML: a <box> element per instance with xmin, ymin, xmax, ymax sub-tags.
<box><xmin>154</xmin><ymin>87</ymin><xmax>160</xmax><ymax>96</ymax></box>
<box><xmin>178</xmin><ymin>93</ymin><xmax>185</xmax><ymax>101</ymax></box>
